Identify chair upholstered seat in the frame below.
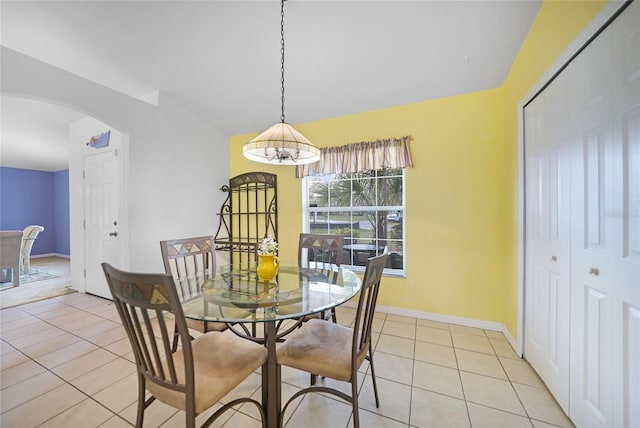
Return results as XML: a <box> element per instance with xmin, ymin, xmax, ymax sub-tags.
<box><xmin>185</xmin><ymin>317</ymin><xmax>227</xmax><ymax>333</ymax></box>
<box><xmin>147</xmin><ymin>331</ymin><xmax>267</xmax><ymax>414</ymax></box>
<box><xmin>277</xmin><ymin>318</ymin><xmax>366</xmax><ymax>382</ymax></box>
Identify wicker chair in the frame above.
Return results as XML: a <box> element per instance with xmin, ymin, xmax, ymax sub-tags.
<box><xmin>1</xmin><ymin>230</ymin><xmax>23</xmax><ymax>287</ymax></box>
<box><xmin>20</xmin><ymin>225</ymin><xmax>44</xmax><ymax>274</ymax></box>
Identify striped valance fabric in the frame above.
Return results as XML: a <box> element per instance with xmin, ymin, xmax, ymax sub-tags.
<box><xmin>295</xmin><ymin>135</ymin><xmax>414</xmax><ymax>178</ymax></box>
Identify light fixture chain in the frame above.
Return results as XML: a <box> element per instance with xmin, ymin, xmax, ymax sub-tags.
<box><xmin>243</xmin><ymin>0</ymin><xmax>319</xmax><ymax>166</ymax></box>
<box><xmin>280</xmin><ymin>0</ymin><xmax>285</xmax><ymax>123</ymax></box>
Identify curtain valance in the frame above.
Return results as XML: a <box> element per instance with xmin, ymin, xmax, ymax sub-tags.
<box><xmin>295</xmin><ymin>135</ymin><xmax>414</xmax><ymax>178</ymax></box>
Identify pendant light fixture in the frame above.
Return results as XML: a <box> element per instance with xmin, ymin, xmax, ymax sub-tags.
<box><xmin>243</xmin><ymin>0</ymin><xmax>320</xmax><ymax>165</ymax></box>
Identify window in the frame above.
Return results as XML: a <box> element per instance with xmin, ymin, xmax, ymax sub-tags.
<box><xmin>303</xmin><ymin>168</ymin><xmax>405</xmax><ymax>275</ymax></box>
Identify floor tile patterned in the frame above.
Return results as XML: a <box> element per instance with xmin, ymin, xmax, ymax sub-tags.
<box><xmin>0</xmin><ymin>258</ymin><xmax>574</xmax><ymax>427</ymax></box>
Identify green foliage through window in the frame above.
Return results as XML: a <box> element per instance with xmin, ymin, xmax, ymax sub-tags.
<box><xmin>303</xmin><ymin>169</ymin><xmax>405</xmax><ymax>273</ymax></box>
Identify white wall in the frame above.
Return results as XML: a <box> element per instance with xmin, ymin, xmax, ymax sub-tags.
<box><xmin>2</xmin><ymin>47</ymin><xmax>230</xmax><ymax>289</ymax></box>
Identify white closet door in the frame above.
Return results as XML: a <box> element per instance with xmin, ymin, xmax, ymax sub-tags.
<box><xmin>569</xmin><ymin>2</ymin><xmax>640</xmax><ymax>426</ymax></box>
<box><xmin>524</xmin><ymin>73</ymin><xmax>571</xmax><ymax>412</ymax></box>
<box><xmin>611</xmin><ymin>3</ymin><xmax>640</xmax><ymax>426</ymax></box>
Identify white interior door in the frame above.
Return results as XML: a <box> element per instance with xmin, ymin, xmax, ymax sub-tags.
<box><xmin>613</xmin><ymin>4</ymin><xmax>640</xmax><ymax>426</ymax></box>
<box><xmin>84</xmin><ymin>150</ymin><xmax>122</xmax><ymax>299</ymax></box>
<box><xmin>524</xmin><ymin>73</ymin><xmax>571</xmax><ymax>413</ymax></box>
<box><xmin>568</xmin><ymin>3</ymin><xmax>639</xmax><ymax>427</ymax></box>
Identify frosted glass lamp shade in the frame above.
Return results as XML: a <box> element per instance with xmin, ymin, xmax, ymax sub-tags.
<box><xmin>243</xmin><ymin>122</ymin><xmax>320</xmax><ymax>165</ymax></box>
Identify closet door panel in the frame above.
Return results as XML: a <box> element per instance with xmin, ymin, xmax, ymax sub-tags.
<box><xmin>619</xmin><ymin>109</ymin><xmax>640</xmax><ymax>428</ymax></box>
<box><xmin>524</xmin><ymin>72</ymin><xmax>571</xmax><ymax>412</ymax></box>
<box><xmin>614</xmin><ymin>3</ymin><xmax>640</xmax><ymax>426</ymax></box>
<box><xmin>569</xmin><ymin>11</ymin><xmax>625</xmax><ymax>426</ymax></box>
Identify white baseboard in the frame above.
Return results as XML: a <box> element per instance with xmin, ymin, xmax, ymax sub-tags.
<box><xmin>342</xmin><ymin>301</ymin><xmax>522</xmax><ymax>356</ymax></box>
<box><xmin>31</xmin><ymin>253</ymin><xmax>70</xmax><ymax>259</ymax></box>
<box><xmin>379</xmin><ymin>304</ymin><xmax>505</xmax><ymax>332</ymax></box>
<box><xmin>502</xmin><ymin>325</ymin><xmax>522</xmax><ymax>357</ymax></box>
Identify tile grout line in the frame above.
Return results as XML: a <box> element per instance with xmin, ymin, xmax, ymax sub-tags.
<box><xmin>1</xmin><ymin>299</ymin><xmax>136</xmax><ymax>426</ymax></box>
<box><xmin>488</xmin><ymin>329</ymin><xmax>540</xmax><ymax>427</ymax></box>
<box><xmin>452</xmin><ymin>325</ymin><xmax>474</xmax><ymax>428</ymax></box>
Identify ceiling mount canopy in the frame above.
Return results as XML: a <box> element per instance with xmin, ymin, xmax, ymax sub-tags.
<box><xmin>243</xmin><ymin>0</ymin><xmax>320</xmax><ymax>166</ymax></box>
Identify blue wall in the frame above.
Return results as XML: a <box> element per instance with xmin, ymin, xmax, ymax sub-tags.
<box><xmin>54</xmin><ymin>170</ymin><xmax>71</xmax><ymax>255</ymax></box>
<box><xmin>0</xmin><ymin>167</ymin><xmax>70</xmax><ymax>256</ymax></box>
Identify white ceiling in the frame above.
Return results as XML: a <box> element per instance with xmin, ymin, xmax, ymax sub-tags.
<box><xmin>0</xmin><ymin>0</ymin><xmax>542</xmax><ymax>172</ymax></box>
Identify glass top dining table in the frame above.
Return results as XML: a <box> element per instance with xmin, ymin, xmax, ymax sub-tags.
<box><xmin>178</xmin><ymin>263</ymin><xmax>362</xmax><ymax>427</ymax></box>
<box><xmin>180</xmin><ymin>264</ymin><xmax>361</xmax><ymax>323</ymax></box>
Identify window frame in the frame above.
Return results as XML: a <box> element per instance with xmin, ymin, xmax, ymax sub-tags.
<box><xmin>302</xmin><ymin>169</ymin><xmax>406</xmax><ymax>276</ymax></box>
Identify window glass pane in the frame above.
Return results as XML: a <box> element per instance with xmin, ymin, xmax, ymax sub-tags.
<box><xmin>387</xmin><ymin>216</ymin><xmax>403</xmax><ymax>239</ymax></box>
<box><xmin>309</xmin><ymin>211</ymin><xmax>330</xmax><ymax>234</ymax></box>
<box><xmin>328</xmin><ymin>180</ymin><xmax>350</xmax><ymax>208</ymax></box>
<box><xmin>387</xmin><ymin>242</ymin><xmax>404</xmax><ymax>270</ymax></box>
<box><xmin>351</xmin><ymin>177</ymin><xmax>376</xmax><ymax>207</ymax></box>
<box><xmin>356</xmin><ymin>211</ymin><xmax>377</xmax><ymax>241</ymax></box>
<box><xmin>308</xmin><ymin>180</ymin><xmax>329</xmax><ymax>208</ymax></box>
<box><xmin>376</xmin><ymin>168</ymin><xmax>402</xmax><ymax>178</ymax></box>
<box><xmin>347</xmin><ymin>238</ymin><xmax>378</xmax><ymax>267</ymax></box>
<box><xmin>327</xmin><ymin>211</ymin><xmax>354</xmax><ymax>236</ymax></box>
<box><xmin>377</xmin><ymin>176</ymin><xmax>403</xmax><ymax>207</ymax></box>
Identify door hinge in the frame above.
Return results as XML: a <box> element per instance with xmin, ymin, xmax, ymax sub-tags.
<box><xmin>82</xmin><ymin>170</ymin><xmax>85</xmax><ymax>179</ymax></box>
<box><xmin>83</xmin><ymin>269</ymin><xmax>86</xmax><ymax>278</ymax></box>
<box><xmin>83</xmin><ymin>220</ymin><xmax>86</xmax><ymax>230</ymax></box>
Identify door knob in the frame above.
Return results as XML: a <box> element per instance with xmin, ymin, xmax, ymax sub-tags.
<box><xmin>109</xmin><ymin>231</ymin><xmax>118</xmax><ymax>237</ymax></box>
<box><xmin>588</xmin><ymin>267</ymin><xmax>600</xmax><ymax>276</ymax></box>
<box><xmin>551</xmin><ymin>255</ymin><xmax>557</xmax><ymax>262</ymax></box>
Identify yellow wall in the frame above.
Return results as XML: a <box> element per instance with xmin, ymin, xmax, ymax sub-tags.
<box><xmin>230</xmin><ymin>0</ymin><xmax>609</xmax><ymax>337</ymax></box>
<box><xmin>502</xmin><ymin>0</ymin><xmax>607</xmax><ymax>337</ymax></box>
<box><xmin>231</xmin><ymin>88</ymin><xmax>507</xmax><ymax>323</ymax></box>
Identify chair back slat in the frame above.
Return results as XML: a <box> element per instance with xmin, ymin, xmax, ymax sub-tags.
<box><xmin>352</xmin><ymin>254</ymin><xmax>387</xmax><ymax>364</ymax></box>
<box><xmin>102</xmin><ymin>263</ymin><xmax>195</xmax><ymax>395</ymax></box>
<box><xmin>160</xmin><ymin>236</ymin><xmax>216</xmax><ymax>301</ymax></box>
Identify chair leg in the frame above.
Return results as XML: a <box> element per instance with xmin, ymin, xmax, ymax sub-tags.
<box><xmin>331</xmin><ymin>308</ymin><xmax>337</xmax><ymax>323</ymax></box>
<box><xmin>310</xmin><ymin>373</ymin><xmax>317</xmax><ymax>385</ymax></box>
<box><xmin>351</xmin><ymin>377</ymin><xmax>360</xmax><ymax>428</ymax></box>
<box><xmin>185</xmin><ymin>405</ymin><xmax>196</xmax><ymax>428</ymax></box>
<box><xmin>135</xmin><ymin>374</ymin><xmax>146</xmax><ymax>428</ymax></box>
<box><xmin>368</xmin><ymin>344</ymin><xmax>380</xmax><ymax>408</ymax></box>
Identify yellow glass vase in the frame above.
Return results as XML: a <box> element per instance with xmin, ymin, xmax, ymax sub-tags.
<box><xmin>257</xmin><ymin>254</ymin><xmax>280</xmax><ymax>281</ymax></box>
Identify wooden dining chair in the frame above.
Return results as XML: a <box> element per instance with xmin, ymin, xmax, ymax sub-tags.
<box><xmin>277</xmin><ymin>253</ymin><xmax>388</xmax><ymax>428</ymax></box>
<box><xmin>101</xmin><ymin>263</ymin><xmax>267</xmax><ymax>428</ymax></box>
<box><xmin>160</xmin><ymin>236</ymin><xmax>228</xmax><ymax>349</ymax></box>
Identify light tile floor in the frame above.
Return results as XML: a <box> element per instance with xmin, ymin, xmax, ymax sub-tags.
<box><xmin>1</xmin><ymin>291</ymin><xmax>575</xmax><ymax>427</ymax></box>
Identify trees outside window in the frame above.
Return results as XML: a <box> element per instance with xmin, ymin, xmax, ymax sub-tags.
<box><xmin>303</xmin><ymin>168</ymin><xmax>405</xmax><ymax>274</ymax></box>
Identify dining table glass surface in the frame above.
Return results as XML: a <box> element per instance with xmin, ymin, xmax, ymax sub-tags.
<box><xmin>179</xmin><ymin>263</ymin><xmax>362</xmax><ymax>324</ymax></box>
